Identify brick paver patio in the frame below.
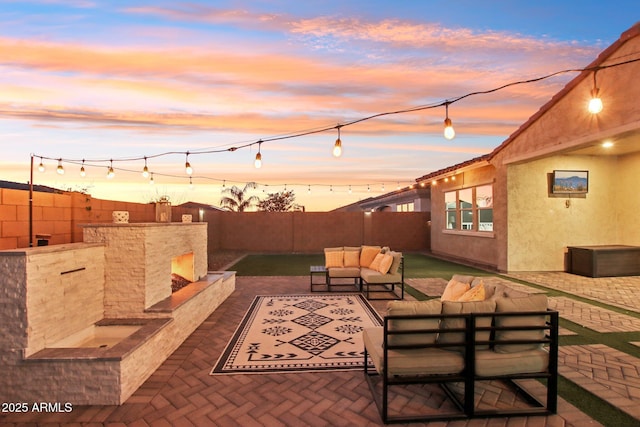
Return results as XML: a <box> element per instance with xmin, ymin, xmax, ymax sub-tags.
<box><xmin>5</xmin><ymin>273</ymin><xmax>640</xmax><ymax>427</ymax></box>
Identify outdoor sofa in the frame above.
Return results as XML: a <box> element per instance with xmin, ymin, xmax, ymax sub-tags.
<box><xmin>363</xmin><ymin>275</ymin><xmax>559</xmax><ymax>423</ymax></box>
<box><xmin>320</xmin><ymin>245</ymin><xmax>404</xmax><ymax>300</ymax></box>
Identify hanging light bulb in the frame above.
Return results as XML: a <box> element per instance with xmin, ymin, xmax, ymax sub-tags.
<box><xmin>189</xmin><ymin>177</ymin><xmax>194</xmax><ymax>190</ymax></box>
<box><xmin>142</xmin><ymin>157</ymin><xmax>149</xmax><ymax>178</ymax></box>
<box><xmin>443</xmin><ymin>102</ymin><xmax>455</xmax><ymax>140</ymax></box>
<box><xmin>80</xmin><ymin>159</ymin><xmax>86</xmax><ymax>177</ymax></box>
<box><xmin>56</xmin><ymin>159</ymin><xmax>64</xmax><ymax>175</ymax></box>
<box><xmin>588</xmin><ymin>70</ymin><xmax>603</xmax><ymax>114</ymax></box>
<box><xmin>107</xmin><ymin>160</ymin><xmax>115</xmax><ymax>179</ymax></box>
<box><xmin>333</xmin><ymin>126</ymin><xmax>343</xmax><ymax>157</ymax></box>
<box><xmin>185</xmin><ymin>152</ymin><xmax>193</xmax><ymax>175</ymax></box>
<box><xmin>348</xmin><ymin>185</ymin><xmax>352</xmax><ymax>194</ymax></box>
<box><xmin>381</xmin><ymin>183</ymin><xmax>385</xmax><ymax>192</ymax></box>
<box><xmin>38</xmin><ymin>157</ymin><xmax>45</xmax><ymax>173</ymax></box>
<box><xmin>149</xmin><ymin>173</ymin><xmax>154</xmax><ymax>185</ymax></box>
<box><xmin>254</xmin><ymin>141</ymin><xmax>262</xmax><ymax>169</ymax></box>
<box><xmin>307</xmin><ymin>185</ymin><xmax>311</xmax><ymax>195</ymax></box>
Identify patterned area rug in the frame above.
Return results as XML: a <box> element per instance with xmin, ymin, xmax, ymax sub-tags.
<box><xmin>211</xmin><ymin>294</ymin><xmax>383</xmax><ymax>374</ymax></box>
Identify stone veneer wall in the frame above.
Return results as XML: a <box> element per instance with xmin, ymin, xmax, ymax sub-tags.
<box><xmin>0</xmin><ymin>243</ymin><xmax>106</xmax><ymax>358</ymax></box>
<box><xmin>82</xmin><ymin>223</ymin><xmax>207</xmax><ymax>318</ymax></box>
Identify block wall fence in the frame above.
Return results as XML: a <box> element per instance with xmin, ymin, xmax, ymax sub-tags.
<box><xmin>0</xmin><ymin>188</ymin><xmax>430</xmax><ymax>253</ymax></box>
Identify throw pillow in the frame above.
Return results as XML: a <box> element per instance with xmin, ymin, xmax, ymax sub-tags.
<box><xmin>377</xmin><ymin>253</ymin><xmax>394</xmax><ymax>274</ymax></box>
<box><xmin>359</xmin><ymin>246</ymin><xmax>381</xmax><ymax>268</ymax></box>
<box><xmin>343</xmin><ymin>250</ymin><xmax>360</xmax><ymax>268</ymax></box>
<box><xmin>494</xmin><ymin>294</ymin><xmax>548</xmax><ymax>353</ymax></box>
<box><xmin>441</xmin><ymin>279</ymin><xmax>470</xmax><ymax>302</ymax></box>
<box><xmin>368</xmin><ymin>253</ymin><xmax>385</xmax><ymax>271</ymax></box>
<box><xmin>457</xmin><ymin>282</ymin><xmax>485</xmax><ymax>302</ymax></box>
<box><xmin>325</xmin><ymin>250</ymin><xmax>344</xmax><ymax>268</ymax></box>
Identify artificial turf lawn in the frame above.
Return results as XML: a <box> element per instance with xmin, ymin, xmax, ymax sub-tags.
<box><xmin>228</xmin><ymin>252</ymin><xmax>491</xmax><ymax>278</ymax></box>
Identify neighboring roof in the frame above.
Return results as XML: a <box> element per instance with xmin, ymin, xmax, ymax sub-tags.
<box><xmin>414</xmin><ymin>154</ymin><xmax>491</xmax><ymax>183</ymax></box>
<box><xmin>176</xmin><ymin>201</ymin><xmax>224</xmax><ymax>211</ymax></box>
<box><xmin>0</xmin><ymin>179</ymin><xmax>65</xmax><ymax>193</ymax></box>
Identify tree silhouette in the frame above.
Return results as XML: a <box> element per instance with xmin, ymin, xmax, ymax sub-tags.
<box><xmin>220</xmin><ymin>182</ymin><xmax>260</xmax><ymax>212</ymax></box>
<box><xmin>258</xmin><ymin>190</ymin><xmax>296</xmax><ymax>212</ymax></box>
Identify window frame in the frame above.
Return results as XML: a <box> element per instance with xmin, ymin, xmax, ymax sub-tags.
<box><xmin>443</xmin><ymin>184</ymin><xmax>493</xmax><ymax>234</ymax></box>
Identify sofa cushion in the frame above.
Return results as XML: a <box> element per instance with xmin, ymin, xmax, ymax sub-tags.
<box><xmin>364</xmin><ymin>327</ymin><xmax>464</xmax><ymax>376</ymax></box>
<box><xmin>360</xmin><ymin>268</ymin><xmax>402</xmax><ymax>284</ymax></box>
<box><xmin>328</xmin><ymin>267</ymin><xmax>361</xmax><ymax>278</ymax></box>
<box><xmin>457</xmin><ymin>282</ymin><xmax>485</xmax><ymax>302</ymax></box>
<box><xmin>441</xmin><ymin>279</ymin><xmax>470</xmax><ymax>302</ymax></box>
<box><xmin>388</xmin><ymin>251</ymin><xmax>402</xmax><ymax>274</ymax></box>
<box><xmin>368</xmin><ymin>253</ymin><xmax>385</xmax><ymax>272</ymax></box>
<box><xmin>324</xmin><ymin>250</ymin><xmax>344</xmax><ymax>268</ymax></box>
<box><xmin>494</xmin><ymin>294</ymin><xmax>548</xmax><ymax>353</ymax></box>
<box><xmin>386</xmin><ymin>300</ymin><xmax>442</xmax><ymax>346</ymax></box>
<box><xmin>343</xmin><ymin>250</ymin><xmax>360</xmax><ymax>268</ymax></box>
<box><xmin>360</xmin><ymin>245</ymin><xmax>381</xmax><ymax>268</ymax></box>
<box><xmin>475</xmin><ymin>348</ymin><xmax>549</xmax><ymax>376</ymax></box>
<box><xmin>377</xmin><ymin>253</ymin><xmax>394</xmax><ymax>274</ymax></box>
<box><xmin>437</xmin><ymin>300</ymin><xmax>496</xmax><ymax>350</ymax></box>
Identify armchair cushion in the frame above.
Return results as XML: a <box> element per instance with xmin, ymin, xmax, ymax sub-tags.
<box><xmin>437</xmin><ymin>300</ymin><xmax>496</xmax><ymax>350</ymax></box>
<box><xmin>386</xmin><ymin>300</ymin><xmax>442</xmax><ymax>346</ymax></box>
<box><xmin>364</xmin><ymin>327</ymin><xmax>464</xmax><ymax>376</ymax></box>
<box><xmin>494</xmin><ymin>294</ymin><xmax>548</xmax><ymax>353</ymax></box>
<box><xmin>475</xmin><ymin>348</ymin><xmax>549</xmax><ymax>376</ymax></box>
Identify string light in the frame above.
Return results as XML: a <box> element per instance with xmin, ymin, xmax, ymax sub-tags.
<box><xmin>333</xmin><ymin>126</ymin><xmax>343</xmax><ymax>158</ymax></box>
<box><xmin>107</xmin><ymin>160</ymin><xmax>115</xmax><ymax>179</ymax></box>
<box><xmin>185</xmin><ymin>152</ymin><xmax>193</xmax><ymax>175</ymax></box>
<box><xmin>307</xmin><ymin>185</ymin><xmax>311</xmax><ymax>195</ymax></box>
<box><xmin>189</xmin><ymin>176</ymin><xmax>194</xmax><ymax>190</ymax></box>
<box><xmin>149</xmin><ymin>172</ymin><xmax>154</xmax><ymax>184</ymax></box>
<box><xmin>142</xmin><ymin>157</ymin><xmax>149</xmax><ymax>178</ymax></box>
<box><xmin>588</xmin><ymin>70</ymin><xmax>603</xmax><ymax>114</ymax></box>
<box><xmin>443</xmin><ymin>102</ymin><xmax>455</xmax><ymax>140</ymax></box>
<box><xmin>80</xmin><ymin>159</ymin><xmax>86</xmax><ymax>177</ymax></box>
<box><xmin>38</xmin><ymin>157</ymin><xmax>45</xmax><ymax>172</ymax></box>
<box><xmin>254</xmin><ymin>141</ymin><xmax>262</xmax><ymax>169</ymax></box>
<box><xmin>56</xmin><ymin>159</ymin><xmax>64</xmax><ymax>175</ymax></box>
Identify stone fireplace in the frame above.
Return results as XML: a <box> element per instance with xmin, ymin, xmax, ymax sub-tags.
<box><xmin>82</xmin><ymin>222</ymin><xmax>208</xmax><ymax>318</ymax></box>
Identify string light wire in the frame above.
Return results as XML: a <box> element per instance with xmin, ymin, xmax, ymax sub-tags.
<box><xmin>31</xmin><ymin>56</ymin><xmax>640</xmax><ymax>188</ymax></box>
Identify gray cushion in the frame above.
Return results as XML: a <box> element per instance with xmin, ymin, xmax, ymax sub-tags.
<box><xmin>494</xmin><ymin>294</ymin><xmax>548</xmax><ymax>353</ymax></box>
<box><xmin>363</xmin><ymin>327</ymin><xmax>464</xmax><ymax>376</ymax></box>
<box><xmin>360</xmin><ymin>268</ymin><xmax>402</xmax><ymax>284</ymax></box>
<box><xmin>386</xmin><ymin>300</ymin><xmax>442</xmax><ymax>346</ymax></box>
<box><xmin>437</xmin><ymin>300</ymin><xmax>496</xmax><ymax>350</ymax></box>
<box><xmin>476</xmin><ymin>348</ymin><xmax>549</xmax><ymax>376</ymax></box>
<box><xmin>328</xmin><ymin>267</ymin><xmax>360</xmax><ymax>278</ymax></box>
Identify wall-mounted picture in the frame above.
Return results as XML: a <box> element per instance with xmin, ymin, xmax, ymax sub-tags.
<box><xmin>552</xmin><ymin>170</ymin><xmax>589</xmax><ymax>194</ymax></box>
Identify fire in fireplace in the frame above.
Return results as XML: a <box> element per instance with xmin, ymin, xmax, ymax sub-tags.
<box><xmin>171</xmin><ymin>252</ymin><xmax>194</xmax><ymax>292</ymax></box>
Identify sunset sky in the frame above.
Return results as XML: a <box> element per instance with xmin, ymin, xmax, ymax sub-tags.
<box><xmin>1</xmin><ymin>1</ymin><xmax>638</xmax><ymax>211</ymax></box>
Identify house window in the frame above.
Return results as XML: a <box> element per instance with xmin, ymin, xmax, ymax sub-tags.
<box><xmin>397</xmin><ymin>202</ymin><xmax>415</xmax><ymax>212</ymax></box>
<box><xmin>444</xmin><ymin>185</ymin><xmax>493</xmax><ymax>232</ymax></box>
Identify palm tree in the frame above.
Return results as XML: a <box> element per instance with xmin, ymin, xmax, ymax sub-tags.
<box><xmin>220</xmin><ymin>182</ymin><xmax>260</xmax><ymax>212</ymax></box>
